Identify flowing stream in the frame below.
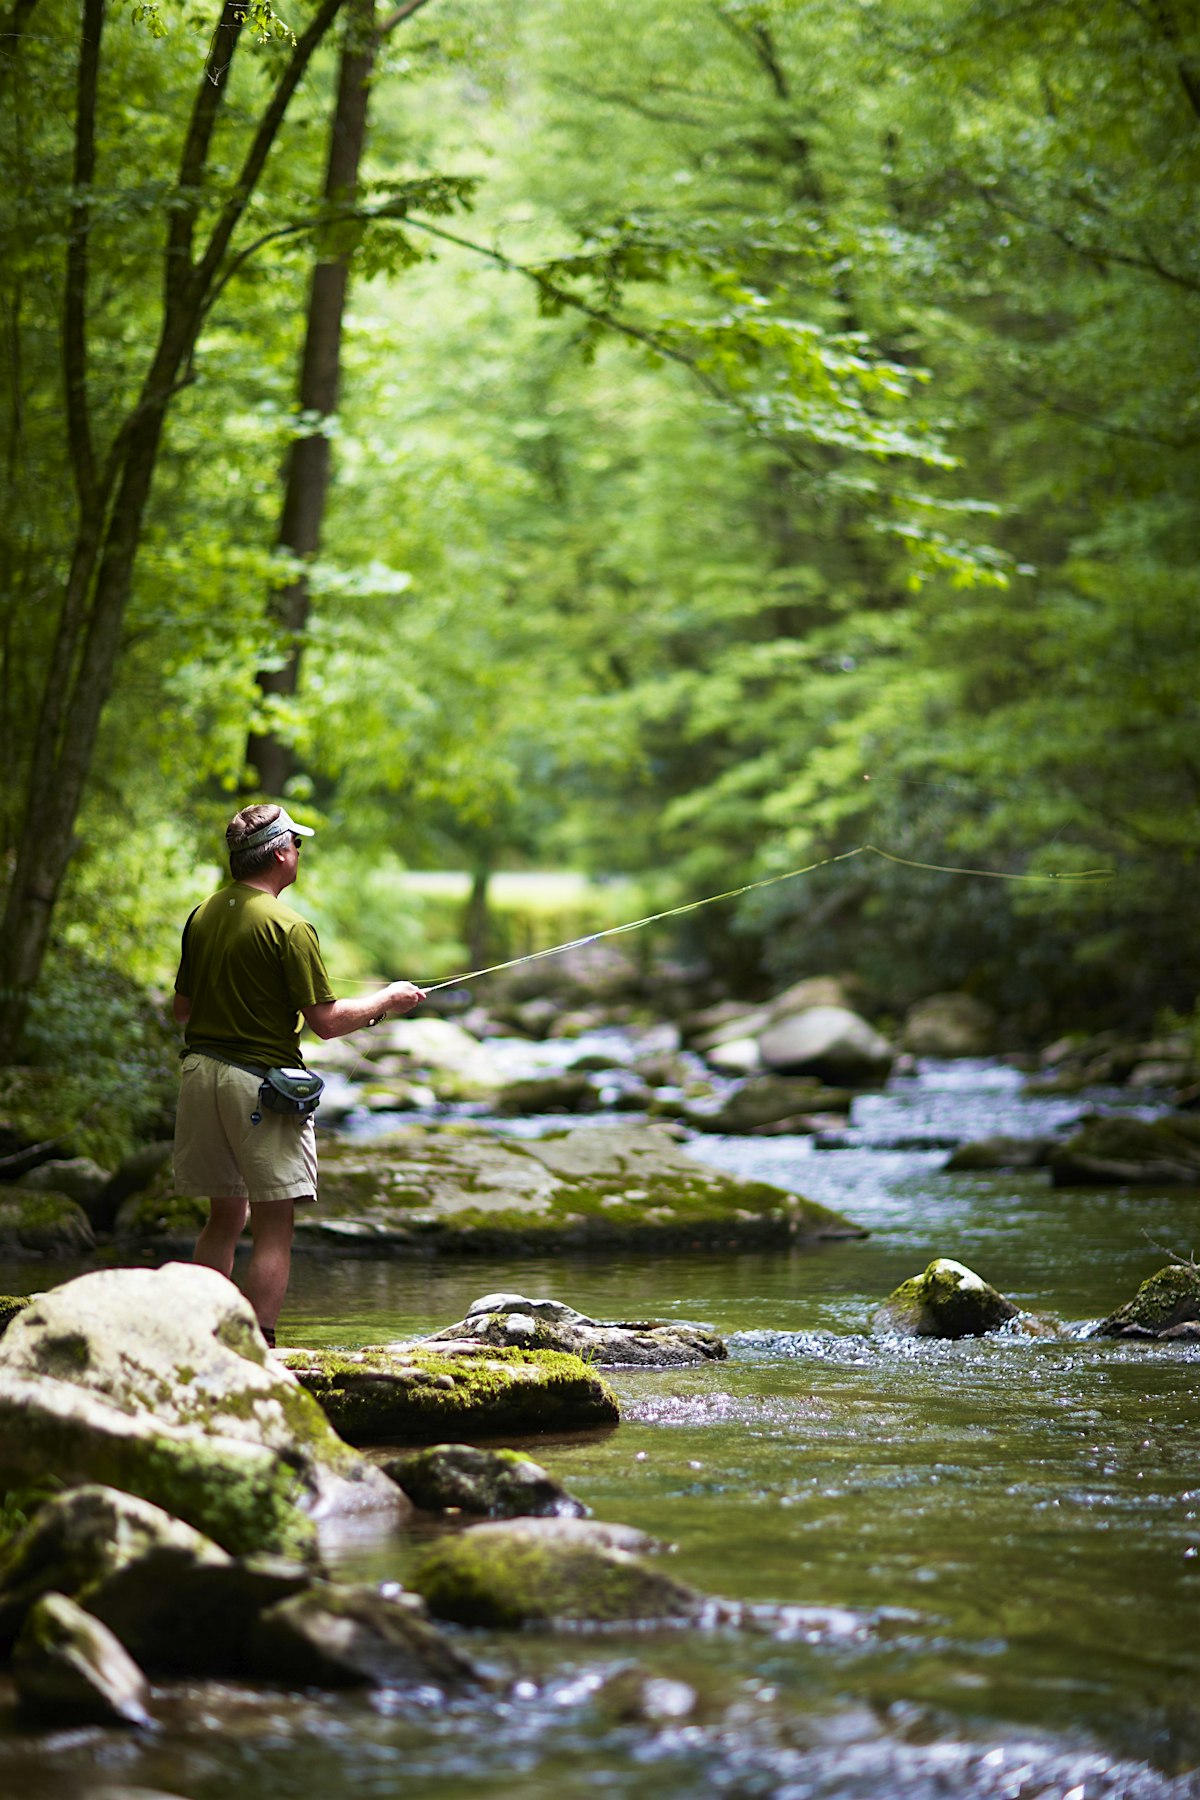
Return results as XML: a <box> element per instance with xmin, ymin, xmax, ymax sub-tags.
<box><xmin>2</xmin><ymin>1058</ymin><xmax>1198</xmax><ymax>1800</ymax></box>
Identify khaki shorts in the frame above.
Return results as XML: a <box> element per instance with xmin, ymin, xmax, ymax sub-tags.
<box><xmin>173</xmin><ymin>1053</ymin><xmax>318</xmax><ymax>1205</ymax></box>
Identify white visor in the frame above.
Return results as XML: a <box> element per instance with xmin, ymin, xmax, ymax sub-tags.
<box><xmin>239</xmin><ymin>809</ymin><xmax>316</xmax><ymax>850</ymax></box>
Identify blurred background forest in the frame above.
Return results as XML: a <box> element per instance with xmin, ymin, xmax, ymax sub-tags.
<box><xmin>2</xmin><ymin>0</ymin><xmax>1198</xmax><ymax>1129</ymax></box>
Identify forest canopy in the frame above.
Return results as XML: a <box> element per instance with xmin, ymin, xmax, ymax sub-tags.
<box><xmin>1</xmin><ymin>0</ymin><xmax>1198</xmax><ymax>1074</ymax></box>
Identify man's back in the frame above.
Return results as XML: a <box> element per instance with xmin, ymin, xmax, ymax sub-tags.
<box><xmin>177</xmin><ymin>882</ymin><xmax>334</xmax><ymax>1069</ymax></box>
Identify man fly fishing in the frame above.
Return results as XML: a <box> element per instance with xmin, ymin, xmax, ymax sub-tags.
<box><xmin>172</xmin><ymin>803</ymin><xmax>425</xmax><ymax>1347</ymax></box>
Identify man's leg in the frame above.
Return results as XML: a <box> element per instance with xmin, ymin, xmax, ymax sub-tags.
<box><xmin>243</xmin><ymin>1199</ymin><xmax>297</xmax><ymax>1344</ymax></box>
<box><xmin>194</xmin><ymin>1195</ymin><xmax>249</xmax><ymax>1277</ymax></box>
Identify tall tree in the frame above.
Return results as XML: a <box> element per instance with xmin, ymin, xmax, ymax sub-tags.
<box><xmin>0</xmin><ymin>0</ymin><xmax>347</xmax><ymax>1056</ymax></box>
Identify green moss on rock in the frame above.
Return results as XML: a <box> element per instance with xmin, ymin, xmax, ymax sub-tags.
<box><xmin>281</xmin><ymin>1345</ymin><xmax>620</xmax><ymax>1445</ymax></box>
<box><xmin>1095</xmin><ymin>1263</ymin><xmax>1200</xmax><ymax>1338</ymax></box>
<box><xmin>410</xmin><ymin>1525</ymin><xmax>703</xmax><ymax>1628</ymax></box>
<box><xmin>300</xmin><ymin>1122</ymin><xmax>864</xmax><ymax>1256</ymax></box>
<box><xmin>873</xmin><ymin>1258</ymin><xmax>1020</xmax><ymax>1339</ymax></box>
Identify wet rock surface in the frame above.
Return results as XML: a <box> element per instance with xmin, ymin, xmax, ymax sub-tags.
<box><xmin>249</xmin><ymin>1581</ymin><xmax>482</xmax><ymax>1690</ymax></box>
<box><xmin>381</xmin><ymin>1444</ymin><xmax>587</xmax><ymax>1518</ymax></box>
<box><xmin>872</xmin><ymin>1258</ymin><xmax>1021</xmax><ymax>1339</ymax></box>
<box><xmin>424</xmin><ymin>1290</ymin><xmax>728</xmax><ymax>1366</ymax></box>
<box><xmin>12</xmin><ymin>1590</ymin><xmax>152</xmax><ymax>1727</ymax></box>
<box><xmin>0</xmin><ymin>1265</ymin><xmax>405</xmax><ymax>1559</ymax></box>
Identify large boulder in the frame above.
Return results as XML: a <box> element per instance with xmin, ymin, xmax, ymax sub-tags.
<box><xmin>1092</xmin><ymin>1263</ymin><xmax>1200</xmax><ymax>1340</ymax></box>
<box><xmin>381</xmin><ymin>1444</ymin><xmax>587</xmax><ymax>1519</ymax></box>
<box><xmin>409</xmin><ymin>1517</ymin><xmax>706</xmax><ymax>1629</ymax></box>
<box><xmin>12</xmin><ymin>1591</ymin><xmax>151</xmax><ymax>1727</ymax></box>
<box><xmin>757</xmin><ymin>1006</ymin><xmax>894</xmax><ymax>1086</ymax></box>
<box><xmin>872</xmin><ymin>1258</ymin><xmax>1020</xmax><ymax>1338</ymax></box>
<box><xmin>280</xmin><ymin>1343</ymin><xmax>620</xmax><ymax>1444</ymax></box>
<box><xmin>1048</xmin><ymin>1115</ymin><xmax>1200</xmax><ymax>1187</ymax></box>
<box><xmin>424</xmin><ymin>1292</ymin><xmax>727</xmax><ymax>1367</ymax></box>
<box><xmin>0</xmin><ymin>1266</ymin><xmax>406</xmax><ymax>1559</ymax></box>
<box><xmin>301</xmin><ymin>1121</ymin><xmax>863</xmax><ymax>1253</ymax></box>
<box><xmin>902</xmin><ymin>993</ymin><xmax>997</xmax><ymax>1058</ymax></box>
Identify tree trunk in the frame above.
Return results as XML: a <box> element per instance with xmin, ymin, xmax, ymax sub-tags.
<box><xmin>247</xmin><ymin>0</ymin><xmax>378</xmax><ymax>795</ymax></box>
<box><xmin>463</xmin><ymin>864</ymin><xmax>492</xmax><ymax>971</ymax></box>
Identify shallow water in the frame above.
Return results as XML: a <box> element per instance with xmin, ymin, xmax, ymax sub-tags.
<box><xmin>2</xmin><ymin>1061</ymin><xmax>1199</xmax><ymax>1799</ymax></box>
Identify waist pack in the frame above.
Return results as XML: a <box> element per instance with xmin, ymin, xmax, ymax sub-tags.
<box><xmin>252</xmin><ymin>1065</ymin><xmax>325</xmax><ymax>1125</ymax></box>
<box><xmin>192</xmin><ymin>1050</ymin><xmax>324</xmax><ymax>1125</ymax></box>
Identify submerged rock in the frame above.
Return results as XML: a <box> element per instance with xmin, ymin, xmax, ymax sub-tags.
<box><xmin>410</xmin><ymin>1516</ymin><xmax>705</xmax><ymax>1629</ymax></box>
<box><xmin>249</xmin><ymin>1581</ymin><xmax>481</xmax><ymax>1690</ymax></box>
<box><xmin>0</xmin><ymin>1265</ymin><xmax>406</xmax><ymax>1560</ymax></box>
<box><xmin>423</xmin><ymin>1291</ymin><xmax>727</xmax><ymax>1367</ymax></box>
<box><xmin>299</xmin><ymin>1121</ymin><xmax>864</xmax><ymax>1254</ymax></box>
<box><xmin>381</xmin><ymin>1444</ymin><xmax>587</xmax><ymax>1518</ymax></box>
<box><xmin>280</xmin><ymin>1343</ymin><xmax>620</xmax><ymax>1444</ymax></box>
<box><xmin>13</xmin><ymin>1591</ymin><xmax>151</xmax><ymax>1728</ymax></box>
<box><xmin>1093</xmin><ymin>1263</ymin><xmax>1200</xmax><ymax>1340</ymax></box>
<box><xmin>873</xmin><ymin>1258</ymin><xmax>1020</xmax><ymax>1338</ymax></box>
<box><xmin>1048</xmin><ymin>1114</ymin><xmax>1200</xmax><ymax>1187</ymax></box>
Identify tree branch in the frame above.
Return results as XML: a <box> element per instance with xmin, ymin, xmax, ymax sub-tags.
<box><xmin>963</xmin><ymin>177</ymin><xmax>1200</xmax><ymax>294</ymax></box>
<box><xmin>378</xmin><ymin>0</ymin><xmax>435</xmax><ymax>34</ymax></box>
<box><xmin>192</xmin><ymin>0</ymin><xmax>348</xmax><ymax>301</ymax></box>
<box><xmin>166</xmin><ymin>0</ymin><xmax>248</xmax><ymax>306</ymax></box>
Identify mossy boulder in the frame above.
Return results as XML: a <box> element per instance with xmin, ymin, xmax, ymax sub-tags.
<box><xmin>1048</xmin><ymin>1114</ymin><xmax>1200</xmax><ymax>1187</ymax></box>
<box><xmin>424</xmin><ymin>1291</ymin><xmax>727</xmax><ymax>1367</ymax></box>
<box><xmin>0</xmin><ymin>1266</ymin><xmax>407</xmax><ymax>1560</ymax></box>
<box><xmin>0</xmin><ymin>1484</ymin><xmax>310</xmax><ymax>1674</ymax></box>
<box><xmin>299</xmin><ymin>1121</ymin><xmax>864</xmax><ymax>1255</ymax></box>
<box><xmin>381</xmin><ymin>1444</ymin><xmax>587</xmax><ymax>1519</ymax></box>
<box><xmin>112</xmin><ymin>1159</ymin><xmax>207</xmax><ymax>1243</ymax></box>
<box><xmin>280</xmin><ymin>1343</ymin><xmax>619</xmax><ymax>1445</ymax></box>
<box><xmin>249</xmin><ymin>1581</ymin><xmax>482</xmax><ymax>1689</ymax></box>
<box><xmin>13</xmin><ymin>1591</ymin><xmax>151</xmax><ymax>1728</ymax></box>
<box><xmin>410</xmin><ymin>1517</ymin><xmax>706</xmax><ymax>1628</ymax></box>
<box><xmin>872</xmin><ymin>1258</ymin><xmax>1020</xmax><ymax>1339</ymax></box>
<box><xmin>1093</xmin><ymin>1263</ymin><xmax>1200</xmax><ymax>1340</ymax></box>
<box><xmin>0</xmin><ymin>1190</ymin><xmax>96</xmax><ymax>1257</ymax></box>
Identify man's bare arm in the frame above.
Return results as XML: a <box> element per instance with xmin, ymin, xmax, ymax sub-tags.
<box><xmin>303</xmin><ymin>981</ymin><xmax>425</xmax><ymax>1041</ymax></box>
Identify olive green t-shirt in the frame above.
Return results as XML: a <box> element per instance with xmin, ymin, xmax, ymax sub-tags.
<box><xmin>175</xmin><ymin>883</ymin><xmax>336</xmax><ymax>1070</ymax></box>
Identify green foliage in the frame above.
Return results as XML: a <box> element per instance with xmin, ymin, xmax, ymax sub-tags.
<box><xmin>2</xmin><ymin>0</ymin><xmax>1197</xmax><ymax>1069</ymax></box>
